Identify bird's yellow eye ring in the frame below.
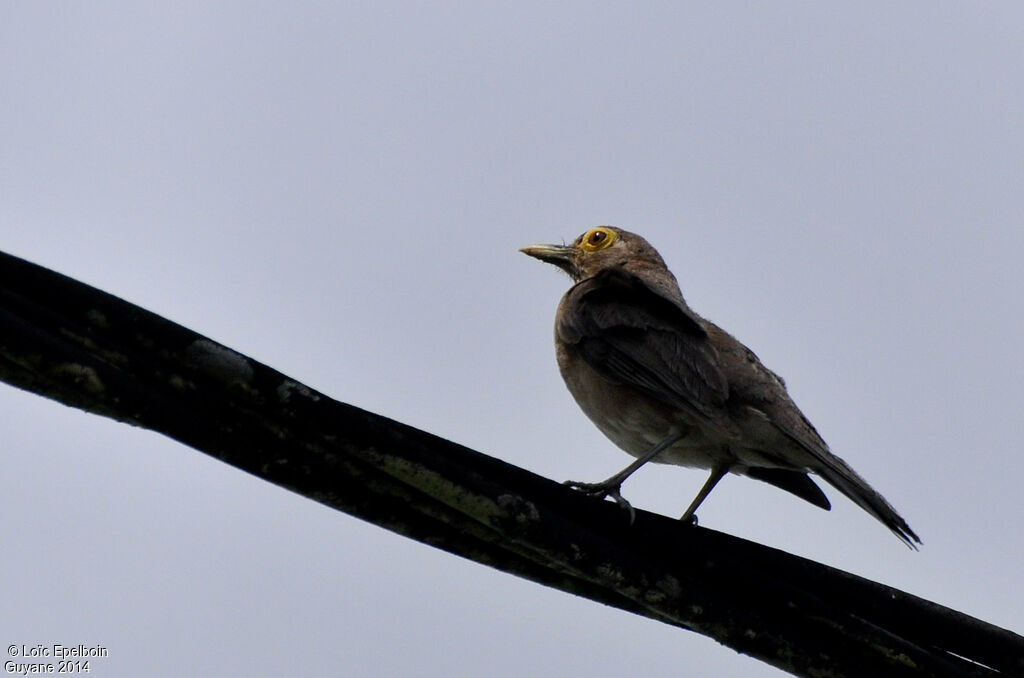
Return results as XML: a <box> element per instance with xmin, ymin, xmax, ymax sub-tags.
<box><xmin>580</xmin><ymin>227</ymin><xmax>617</xmax><ymax>252</ymax></box>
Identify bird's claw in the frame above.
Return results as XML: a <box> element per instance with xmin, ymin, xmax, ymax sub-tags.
<box><xmin>563</xmin><ymin>479</ymin><xmax>637</xmax><ymax>524</ymax></box>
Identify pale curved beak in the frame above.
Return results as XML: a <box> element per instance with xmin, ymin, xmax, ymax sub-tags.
<box><xmin>520</xmin><ymin>243</ymin><xmax>575</xmax><ymax>266</ymax></box>
<box><xmin>520</xmin><ymin>242</ymin><xmax>577</xmax><ymax>278</ymax></box>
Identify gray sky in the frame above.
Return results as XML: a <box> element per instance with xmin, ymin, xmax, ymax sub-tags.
<box><xmin>2</xmin><ymin>3</ymin><xmax>1022</xmax><ymax>676</ymax></box>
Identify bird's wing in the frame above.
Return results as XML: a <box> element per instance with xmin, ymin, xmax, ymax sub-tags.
<box><xmin>712</xmin><ymin>326</ymin><xmax>921</xmax><ymax>547</ymax></box>
<box><xmin>756</xmin><ymin>389</ymin><xmax>920</xmax><ymax>545</ymax></box>
<box><xmin>557</xmin><ymin>267</ymin><xmax>730</xmax><ymax>426</ymax></box>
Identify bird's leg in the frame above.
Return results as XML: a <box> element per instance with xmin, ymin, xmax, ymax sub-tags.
<box><xmin>565</xmin><ymin>430</ymin><xmax>687</xmax><ymax>522</ymax></box>
<box><xmin>679</xmin><ymin>463</ymin><xmax>730</xmax><ymax>524</ymax></box>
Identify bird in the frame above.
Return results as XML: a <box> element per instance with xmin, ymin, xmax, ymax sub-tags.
<box><xmin>521</xmin><ymin>226</ymin><xmax>920</xmax><ymax>548</ymax></box>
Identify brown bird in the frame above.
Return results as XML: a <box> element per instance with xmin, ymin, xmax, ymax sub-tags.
<box><xmin>521</xmin><ymin>226</ymin><xmax>920</xmax><ymax>547</ymax></box>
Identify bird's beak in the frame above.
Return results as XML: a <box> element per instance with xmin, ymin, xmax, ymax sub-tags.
<box><xmin>519</xmin><ymin>243</ymin><xmax>577</xmax><ymax>275</ymax></box>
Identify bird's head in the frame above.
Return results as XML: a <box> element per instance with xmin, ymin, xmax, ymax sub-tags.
<box><xmin>520</xmin><ymin>226</ymin><xmax>668</xmax><ymax>282</ymax></box>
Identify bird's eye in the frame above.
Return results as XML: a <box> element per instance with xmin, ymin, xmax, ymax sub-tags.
<box><xmin>580</xmin><ymin>227</ymin><xmax>617</xmax><ymax>252</ymax></box>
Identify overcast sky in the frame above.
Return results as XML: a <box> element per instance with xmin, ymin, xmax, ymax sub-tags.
<box><xmin>2</xmin><ymin>3</ymin><xmax>1022</xmax><ymax>676</ymax></box>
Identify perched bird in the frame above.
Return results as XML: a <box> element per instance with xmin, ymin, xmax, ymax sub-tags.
<box><xmin>521</xmin><ymin>226</ymin><xmax>920</xmax><ymax>547</ymax></box>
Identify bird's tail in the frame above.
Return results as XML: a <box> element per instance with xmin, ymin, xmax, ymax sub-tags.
<box><xmin>814</xmin><ymin>454</ymin><xmax>921</xmax><ymax>549</ymax></box>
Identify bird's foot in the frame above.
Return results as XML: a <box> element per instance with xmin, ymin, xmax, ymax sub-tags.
<box><xmin>679</xmin><ymin>512</ymin><xmax>699</xmax><ymax>526</ymax></box>
<box><xmin>563</xmin><ymin>479</ymin><xmax>636</xmax><ymax>524</ymax></box>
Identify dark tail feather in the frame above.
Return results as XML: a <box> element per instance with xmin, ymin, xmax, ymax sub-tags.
<box><xmin>745</xmin><ymin>467</ymin><xmax>831</xmax><ymax>510</ymax></box>
<box><xmin>813</xmin><ymin>456</ymin><xmax>921</xmax><ymax>549</ymax></box>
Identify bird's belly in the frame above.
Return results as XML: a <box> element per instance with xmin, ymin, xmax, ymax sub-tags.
<box><xmin>559</xmin><ymin>349</ymin><xmax>794</xmax><ymax>471</ymax></box>
<box><xmin>559</xmin><ymin>352</ymin><xmax>736</xmax><ymax>469</ymax></box>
